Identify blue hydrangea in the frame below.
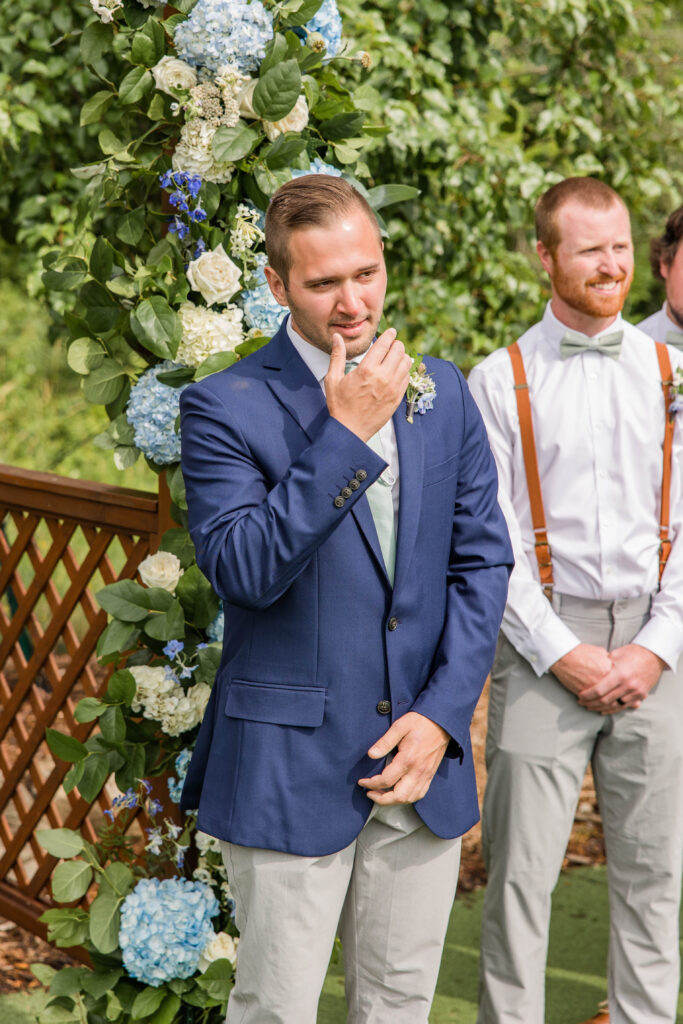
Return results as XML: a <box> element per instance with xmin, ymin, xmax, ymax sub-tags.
<box><xmin>206</xmin><ymin>608</ymin><xmax>224</xmax><ymax>643</ymax></box>
<box><xmin>291</xmin><ymin>157</ymin><xmax>343</xmax><ymax>179</ymax></box>
<box><xmin>241</xmin><ymin>285</ymin><xmax>284</xmax><ymax>337</ymax></box>
<box><xmin>119</xmin><ymin>877</ymin><xmax>219</xmax><ymax>986</ymax></box>
<box><xmin>127</xmin><ymin>362</ymin><xmax>189</xmax><ymax>466</ymax></box>
<box><xmin>168</xmin><ymin>748</ymin><xmax>193</xmax><ymax>804</ymax></box>
<box><xmin>306</xmin><ymin>0</ymin><xmax>342</xmax><ymax>56</ymax></box>
<box><xmin>174</xmin><ymin>0</ymin><xmax>273</xmax><ymax>75</ymax></box>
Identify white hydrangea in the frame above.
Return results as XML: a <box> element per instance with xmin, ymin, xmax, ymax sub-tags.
<box><xmin>172</xmin><ymin>118</ymin><xmax>234</xmax><ymax>185</ymax></box>
<box><xmin>229</xmin><ymin>204</ymin><xmax>265</xmax><ymax>259</ymax></box>
<box><xmin>263</xmin><ymin>96</ymin><xmax>309</xmax><ymax>141</ymax></box>
<box><xmin>152</xmin><ymin>55</ymin><xmax>198</xmax><ymax>95</ymax></box>
<box><xmin>198</xmin><ymin>931</ymin><xmax>238</xmax><ymax>971</ymax></box>
<box><xmin>130</xmin><ymin>665</ymin><xmax>211</xmax><ymax>737</ymax></box>
<box><xmin>90</xmin><ymin>0</ymin><xmax>123</xmax><ymax>23</ymax></box>
<box><xmin>187</xmin><ymin>244</ymin><xmax>242</xmax><ymax>305</ymax></box>
<box><xmin>215</xmin><ymin>63</ymin><xmax>253</xmax><ymax>107</ymax></box>
<box><xmin>177</xmin><ymin>302</ymin><xmax>244</xmax><ymax>368</ymax></box>
<box><xmin>137</xmin><ymin>551</ymin><xmax>184</xmax><ymax>592</ymax></box>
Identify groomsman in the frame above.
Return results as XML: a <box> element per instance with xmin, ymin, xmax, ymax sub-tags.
<box><xmin>638</xmin><ymin>205</ymin><xmax>683</xmax><ymax>348</ymax></box>
<box><xmin>468</xmin><ymin>177</ymin><xmax>683</xmax><ymax>1024</ymax></box>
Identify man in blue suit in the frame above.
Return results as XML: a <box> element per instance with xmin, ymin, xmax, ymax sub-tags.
<box><xmin>179</xmin><ymin>174</ymin><xmax>512</xmax><ymax>1023</ymax></box>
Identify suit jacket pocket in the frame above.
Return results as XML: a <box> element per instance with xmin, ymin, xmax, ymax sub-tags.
<box><xmin>225</xmin><ymin>679</ymin><xmax>326</xmax><ymax>727</ymax></box>
<box><xmin>423</xmin><ymin>453</ymin><xmax>459</xmax><ymax>488</ymax></box>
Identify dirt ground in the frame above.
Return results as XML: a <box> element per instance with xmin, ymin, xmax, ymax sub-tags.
<box><xmin>0</xmin><ymin>682</ymin><xmax>606</xmax><ymax>995</ymax></box>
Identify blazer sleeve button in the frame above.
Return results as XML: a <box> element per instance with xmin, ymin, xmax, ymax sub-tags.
<box><xmin>349</xmin><ymin>478</ymin><xmax>360</xmax><ymax>490</ymax></box>
<box><xmin>334</xmin><ymin>495</ymin><xmax>345</xmax><ymax>508</ymax></box>
<box><xmin>387</xmin><ymin>616</ymin><xmax>399</xmax><ymax>631</ymax></box>
<box><xmin>355</xmin><ymin>469</ymin><xmax>368</xmax><ymax>481</ymax></box>
<box><xmin>376</xmin><ymin>700</ymin><xmax>392</xmax><ymax>715</ymax></box>
<box><xmin>341</xmin><ymin>486</ymin><xmax>353</xmax><ymax>499</ymax></box>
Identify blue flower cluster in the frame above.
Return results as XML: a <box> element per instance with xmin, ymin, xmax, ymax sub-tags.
<box><xmin>160</xmin><ymin>171</ymin><xmax>206</xmax><ymax>241</ymax></box>
<box><xmin>174</xmin><ymin>0</ymin><xmax>273</xmax><ymax>75</ymax></box>
<box><xmin>168</xmin><ymin>748</ymin><xmax>193</xmax><ymax>804</ymax></box>
<box><xmin>127</xmin><ymin>362</ymin><xmax>189</xmax><ymax>465</ymax></box>
<box><xmin>206</xmin><ymin>608</ymin><xmax>224</xmax><ymax>643</ymax></box>
<box><xmin>292</xmin><ymin>157</ymin><xmax>343</xmax><ymax>179</ymax></box>
<box><xmin>242</xmin><ymin>284</ymin><xmax>284</xmax><ymax>337</ymax></box>
<box><xmin>119</xmin><ymin>877</ymin><xmax>219</xmax><ymax>986</ymax></box>
<box><xmin>306</xmin><ymin>0</ymin><xmax>343</xmax><ymax>56</ymax></box>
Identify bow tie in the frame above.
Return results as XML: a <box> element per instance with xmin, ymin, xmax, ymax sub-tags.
<box><xmin>559</xmin><ymin>329</ymin><xmax>623</xmax><ymax>360</ymax></box>
<box><xmin>666</xmin><ymin>330</ymin><xmax>683</xmax><ymax>351</ymax></box>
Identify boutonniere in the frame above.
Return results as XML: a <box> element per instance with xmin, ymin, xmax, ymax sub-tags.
<box><xmin>671</xmin><ymin>368</ymin><xmax>683</xmax><ymax>416</ymax></box>
<box><xmin>405</xmin><ymin>357</ymin><xmax>437</xmax><ymax>423</ymax></box>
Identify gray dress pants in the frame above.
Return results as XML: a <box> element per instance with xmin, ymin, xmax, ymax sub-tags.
<box><xmin>478</xmin><ymin>593</ymin><xmax>683</xmax><ymax>1024</ymax></box>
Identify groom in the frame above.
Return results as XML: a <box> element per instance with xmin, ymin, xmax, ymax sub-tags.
<box><xmin>179</xmin><ymin>174</ymin><xmax>513</xmax><ymax>1023</ymax></box>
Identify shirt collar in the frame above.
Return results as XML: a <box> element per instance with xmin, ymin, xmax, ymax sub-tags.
<box><xmin>541</xmin><ymin>301</ymin><xmax>624</xmax><ymax>352</ymax></box>
<box><xmin>286</xmin><ymin>314</ymin><xmax>371</xmax><ymax>383</ymax></box>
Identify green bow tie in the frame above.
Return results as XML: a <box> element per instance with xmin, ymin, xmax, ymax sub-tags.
<box><xmin>665</xmin><ymin>330</ymin><xmax>683</xmax><ymax>351</ymax></box>
<box><xmin>559</xmin><ymin>329</ymin><xmax>623</xmax><ymax>360</ymax></box>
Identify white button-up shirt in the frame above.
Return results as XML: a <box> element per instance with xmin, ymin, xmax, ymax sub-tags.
<box><xmin>286</xmin><ymin>316</ymin><xmax>400</xmax><ymax>528</ymax></box>
<box><xmin>468</xmin><ymin>303</ymin><xmax>683</xmax><ymax>676</ymax></box>
<box><xmin>638</xmin><ymin>302</ymin><xmax>683</xmax><ymax>346</ymax></box>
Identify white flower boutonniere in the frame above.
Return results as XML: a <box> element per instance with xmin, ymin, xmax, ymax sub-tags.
<box><xmin>671</xmin><ymin>368</ymin><xmax>683</xmax><ymax>415</ymax></box>
<box><xmin>405</xmin><ymin>359</ymin><xmax>436</xmax><ymax>423</ymax></box>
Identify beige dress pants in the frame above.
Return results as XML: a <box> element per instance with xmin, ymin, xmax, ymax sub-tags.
<box><xmin>478</xmin><ymin>593</ymin><xmax>683</xmax><ymax>1024</ymax></box>
<box><xmin>220</xmin><ymin>802</ymin><xmax>461</xmax><ymax>1024</ymax></box>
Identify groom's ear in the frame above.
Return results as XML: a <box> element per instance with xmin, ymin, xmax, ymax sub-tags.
<box><xmin>263</xmin><ymin>265</ymin><xmax>288</xmax><ymax>307</ymax></box>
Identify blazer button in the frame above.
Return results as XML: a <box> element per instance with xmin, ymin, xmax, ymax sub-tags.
<box><xmin>349</xmin><ymin>478</ymin><xmax>360</xmax><ymax>491</ymax></box>
<box><xmin>376</xmin><ymin>700</ymin><xmax>392</xmax><ymax>715</ymax></box>
<box><xmin>333</xmin><ymin>495</ymin><xmax>345</xmax><ymax>508</ymax></box>
<box><xmin>355</xmin><ymin>469</ymin><xmax>368</xmax><ymax>481</ymax></box>
<box><xmin>341</xmin><ymin>486</ymin><xmax>353</xmax><ymax>499</ymax></box>
<box><xmin>387</xmin><ymin>616</ymin><xmax>399</xmax><ymax>631</ymax></box>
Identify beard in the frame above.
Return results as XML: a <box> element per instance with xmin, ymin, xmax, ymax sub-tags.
<box><xmin>284</xmin><ymin>296</ymin><xmax>381</xmax><ymax>357</ymax></box>
<box><xmin>550</xmin><ymin>267</ymin><xmax>633</xmax><ymax>319</ymax></box>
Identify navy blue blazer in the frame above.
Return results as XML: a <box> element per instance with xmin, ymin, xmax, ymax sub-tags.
<box><xmin>179</xmin><ymin>320</ymin><xmax>513</xmax><ymax>856</ymax></box>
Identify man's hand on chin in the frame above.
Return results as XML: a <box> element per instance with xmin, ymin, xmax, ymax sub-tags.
<box><xmin>357</xmin><ymin>711</ymin><xmax>450</xmax><ymax>805</ymax></box>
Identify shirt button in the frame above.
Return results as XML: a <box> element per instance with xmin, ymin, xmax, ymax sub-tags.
<box><xmin>333</xmin><ymin>495</ymin><xmax>345</xmax><ymax>508</ymax></box>
<box><xmin>387</xmin><ymin>616</ymin><xmax>399</xmax><ymax>631</ymax></box>
<box><xmin>376</xmin><ymin>700</ymin><xmax>392</xmax><ymax>715</ymax></box>
<box><xmin>341</xmin><ymin>486</ymin><xmax>352</xmax><ymax>499</ymax></box>
<box><xmin>355</xmin><ymin>469</ymin><xmax>368</xmax><ymax>482</ymax></box>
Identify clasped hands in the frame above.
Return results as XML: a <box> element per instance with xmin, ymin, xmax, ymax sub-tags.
<box><xmin>357</xmin><ymin>711</ymin><xmax>450</xmax><ymax>805</ymax></box>
<box><xmin>550</xmin><ymin>642</ymin><xmax>667</xmax><ymax>714</ymax></box>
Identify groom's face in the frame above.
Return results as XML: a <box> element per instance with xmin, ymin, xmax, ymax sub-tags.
<box><xmin>264</xmin><ymin>206</ymin><xmax>387</xmax><ymax>359</ymax></box>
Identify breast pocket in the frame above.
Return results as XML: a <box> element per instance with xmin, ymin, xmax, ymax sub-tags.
<box><xmin>225</xmin><ymin>679</ymin><xmax>326</xmax><ymax>727</ymax></box>
<box><xmin>423</xmin><ymin>453</ymin><xmax>459</xmax><ymax>488</ymax></box>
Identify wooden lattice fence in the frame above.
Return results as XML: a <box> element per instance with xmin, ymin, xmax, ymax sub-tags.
<box><xmin>0</xmin><ymin>464</ymin><xmax>172</xmax><ymax>945</ymax></box>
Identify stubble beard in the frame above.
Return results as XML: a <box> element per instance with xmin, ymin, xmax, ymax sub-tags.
<box><xmin>286</xmin><ymin>297</ymin><xmax>379</xmax><ymax>357</ymax></box>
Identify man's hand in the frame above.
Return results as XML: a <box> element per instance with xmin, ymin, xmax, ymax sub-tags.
<box><xmin>357</xmin><ymin>711</ymin><xmax>450</xmax><ymax>805</ymax></box>
<box><xmin>550</xmin><ymin>643</ymin><xmax>613</xmax><ymax>705</ymax></box>
<box><xmin>325</xmin><ymin>328</ymin><xmax>412</xmax><ymax>442</ymax></box>
<box><xmin>578</xmin><ymin>643</ymin><xmax>666</xmax><ymax>712</ymax></box>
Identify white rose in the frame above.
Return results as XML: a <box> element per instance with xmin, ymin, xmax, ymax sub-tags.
<box><xmin>237</xmin><ymin>80</ymin><xmax>259</xmax><ymax>119</ymax></box>
<box><xmin>177</xmin><ymin>302</ymin><xmax>244</xmax><ymax>368</ymax></box>
<box><xmin>138</xmin><ymin>551</ymin><xmax>183</xmax><ymax>592</ymax></box>
<box><xmin>152</xmin><ymin>55</ymin><xmax>197</xmax><ymax>95</ymax></box>
<box><xmin>198</xmin><ymin>931</ymin><xmax>238</xmax><ymax>972</ymax></box>
<box><xmin>263</xmin><ymin>96</ymin><xmax>309</xmax><ymax>141</ymax></box>
<box><xmin>187</xmin><ymin>244</ymin><xmax>242</xmax><ymax>306</ymax></box>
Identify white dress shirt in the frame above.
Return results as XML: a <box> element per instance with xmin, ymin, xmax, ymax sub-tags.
<box><xmin>637</xmin><ymin>302</ymin><xmax>683</xmax><ymax>346</ymax></box>
<box><xmin>468</xmin><ymin>303</ymin><xmax>683</xmax><ymax>676</ymax></box>
<box><xmin>286</xmin><ymin>316</ymin><xmax>400</xmax><ymax>529</ymax></box>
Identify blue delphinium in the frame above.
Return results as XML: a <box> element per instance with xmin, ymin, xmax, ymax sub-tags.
<box><xmin>206</xmin><ymin>608</ymin><xmax>224</xmax><ymax>643</ymax></box>
<box><xmin>127</xmin><ymin>362</ymin><xmax>189</xmax><ymax>465</ymax></box>
<box><xmin>306</xmin><ymin>0</ymin><xmax>343</xmax><ymax>56</ymax></box>
<box><xmin>119</xmin><ymin>877</ymin><xmax>219</xmax><ymax>986</ymax></box>
<box><xmin>168</xmin><ymin>748</ymin><xmax>193</xmax><ymax>804</ymax></box>
<box><xmin>292</xmin><ymin>157</ymin><xmax>343</xmax><ymax>179</ymax></box>
<box><xmin>174</xmin><ymin>0</ymin><xmax>273</xmax><ymax>75</ymax></box>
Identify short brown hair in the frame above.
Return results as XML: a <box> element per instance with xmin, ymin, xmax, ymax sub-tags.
<box><xmin>535</xmin><ymin>177</ymin><xmax>627</xmax><ymax>251</ymax></box>
<box><xmin>649</xmin><ymin>206</ymin><xmax>683</xmax><ymax>279</ymax></box>
<box><xmin>265</xmin><ymin>174</ymin><xmax>380</xmax><ymax>284</ymax></box>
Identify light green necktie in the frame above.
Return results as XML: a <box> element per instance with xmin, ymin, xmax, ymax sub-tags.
<box><xmin>345</xmin><ymin>361</ymin><xmax>396</xmax><ymax>585</ymax></box>
<box><xmin>665</xmin><ymin>330</ymin><xmax>683</xmax><ymax>351</ymax></box>
<box><xmin>559</xmin><ymin>328</ymin><xmax>623</xmax><ymax>360</ymax></box>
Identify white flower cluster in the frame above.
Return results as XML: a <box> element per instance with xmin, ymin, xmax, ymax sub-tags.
<box><xmin>130</xmin><ymin>665</ymin><xmax>211</xmax><ymax>737</ymax></box>
<box><xmin>177</xmin><ymin>301</ymin><xmax>244</xmax><ymax>367</ymax></box>
<box><xmin>138</xmin><ymin>551</ymin><xmax>184</xmax><ymax>592</ymax></box>
<box><xmin>187</xmin><ymin>244</ymin><xmax>242</xmax><ymax>305</ymax></box>
<box><xmin>229</xmin><ymin>204</ymin><xmax>265</xmax><ymax>260</ymax></box>
<box><xmin>152</xmin><ymin>56</ymin><xmax>198</xmax><ymax>95</ymax></box>
<box><xmin>192</xmin><ymin>832</ymin><xmax>235</xmax><ymax>914</ymax></box>
<box><xmin>172</xmin><ymin>118</ymin><xmax>234</xmax><ymax>184</ymax></box>
<box><xmin>198</xmin><ymin>931</ymin><xmax>238</xmax><ymax>971</ymax></box>
<box><xmin>89</xmin><ymin>0</ymin><xmax>123</xmax><ymax>23</ymax></box>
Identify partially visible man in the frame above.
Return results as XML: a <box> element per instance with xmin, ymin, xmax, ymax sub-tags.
<box><xmin>178</xmin><ymin>174</ymin><xmax>513</xmax><ymax>1023</ymax></box>
<box><xmin>638</xmin><ymin>205</ymin><xmax>683</xmax><ymax>349</ymax></box>
<box><xmin>468</xmin><ymin>177</ymin><xmax>683</xmax><ymax>1024</ymax></box>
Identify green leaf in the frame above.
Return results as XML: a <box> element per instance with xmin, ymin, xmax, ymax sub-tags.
<box><xmin>196</xmin><ymin>958</ymin><xmax>233</xmax><ymax>1000</ymax></box>
<box><xmin>36</xmin><ymin>828</ymin><xmax>84</xmax><ymax>859</ymax></box>
<box><xmin>74</xmin><ymin>698</ymin><xmax>107</xmax><ymax>723</ymax></box>
<box><xmin>89</xmin><ymin>893</ymin><xmax>121</xmax><ymax>954</ymax></box>
<box><xmin>264</xmin><ymin>133</ymin><xmax>307</xmax><ymax>170</ymax></box>
<box><xmin>160</xmin><ymin>528</ymin><xmax>195</xmax><ymax>567</ymax></box>
<box><xmin>40</xmin><ymin>908</ymin><xmax>89</xmax><ymax>949</ymax></box>
<box><xmin>365</xmin><ymin>184</ymin><xmax>421</xmax><ymax>210</ymax></box>
<box><xmin>116</xmin><ymin>206</ymin><xmax>146</xmax><ymax>245</ymax></box>
<box><xmin>48</xmin><ymin>966</ymin><xmax>87</xmax><ymax>998</ymax></box>
<box><xmin>101</xmin><ymin>862</ymin><xmax>135</xmax><ymax>898</ymax></box>
<box><xmin>131</xmin><ymin>34</ymin><xmax>156</xmax><ymax>68</ymax></box>
<box><xmin>320</xmin><ymin>112</ymin><xmax>365</xmax><ymax>141</ymax></box>
<box><xmin>63</xmin><ymin>761</ymin><xmax>85</xmax><ymax>795</ymax></box>
<box><xmin>259</xmin><ymin>33</ymin><xmax>288</xmax><ymax>76</ymax></box>
<box><xmin>235</xmin><ymin>333</ymin><xmax>271</xmax><ymax>357</ymax></box>
<box><xmin>97</xmin><ymin>579</ymin><xmax>151</xmax><ymax>622</ymax></box>
<box><xmin>132</xmin><ymin>987</ymin><xmax>166</xmax><ymax>1019</ymax></box>
<box><xmin>114</xmin><ymin>743</ymin><xmax>146</xmax><ymax>793</ymax></box>
<box><xmin>81</xmin><ymin>970</ymin><xmax>123</xmax><ymax>1001</ymax></box>
<box><xmin>99</xmin><ymin>128</ymin><xmax>128</xmax><ymax>156</ymax></box>
<box><xmin>96</xmin><ymin>619</ymin><xmax>140</xmax><ymax>660</ymax></box>
<box><xmin>149</xmin><ymin>993</ymin><xmax>181</xmax><ymax>1024</ymax></box>
<box><xmin>119</xmin><ymin>67</ymin><xmax>153</xmax><ymax>106</ymax></box>
<box><xmin>176</xmin><ymin>565</ymin><xmax>219</xmax><ymax>629</ymax></box>
<box><xmin>106</xmin><ymin>669</ymin><xmax>137</xmax><ymax>705</ymax></box>
<box><xmin>195</xmin><ymin>350</ymin><xmax>239</xmax><ymax>380</ymax></box>
<box><xmin>80</xmin><ymin>21</ymin><xmax>113</xmax><ymax>65</ymax></box>
<box><xmin>83</xmin><ymin>361</ymin><xmax>126</xmax><ymax>405</ymax></box>
<box><xmin>31</xmin><ymin>963</ymin><xmax>57</xmax><ymax>987</ymax></box>
<box><xmin>77</xmin><ymin>752</ymin><xmax>111</xmax><ymax>802</ymax></box>
<box><xmin>253</xmin><ymin>60</ymin><xmax>301</xmax><ymax>121</ymax></box>
<box><xmin>167</xmin><ymin>463</ymin><xmax>187</xmax><ymax>508</ymax></box>
<box><xmin>67</xmin><ymin>338</ymin><xmax>106</xmax><ymax>375</ymax></box>
<box><xmin>130</xmin><ymin>296</ymin><xmax>181</xmax><ymax>360</ymax></box>
<box><xmin>212</xmin><ymin>121</ymin><xmax>260</xmax><ymax>164</ymax></box>
<box><xmin>196</xmin><ymin>643</ymin><xmax>222</xmax><ymax>684</ymax></box>
<box><xmin>90</xmin><ymin>237</ymin><xmax>115</xmax><ymax>282</ymax></box>
<box><xmin>81</xmin><ymin>90</ymin><xmax>114</xmax><ymax>127</ymax></box>
<box><xmin>143</xmin><ymin>599</ymin><xmax>185</xmax><ymax>641</ymax></box>
<box><xmin>253</xmin><ymin>164</ymin><xmax>292</xmax><ymax>197</ymax></box>
<box><xmin>52</xmin><ymin>861</ymin><xmax>93</xmax><ymax>904</ymax></box>
<box><xmin>45</xmin><ymin>730</ymin><xmax>89</xmax><ymax>765</ymax></box>
<box><xmin>42</xmin><ymin>257</ymin><xmax>88</xmax><ymax>293</ymax></box>
<box><xmin>99</xmin><ymin>705</ymin><xmax>126</xmax><ymax>744</ymax></box>
<box><xmin>279</xmin><ymin>0</ymin><xmax>324</xmax><ymax>27</ymax></box>
<box><xmin>114</xmin><ymin>445</ymin><xmax>141</xmax><ymax>470</ymax></box>
<box><xmin>79</xmin><ymin>281</ymin><xmax>120</xmax><ymax>332</ymax></box>
<box><xmin>156</xmin><ymin>366</ymin><xmax>195</xmax><ymax>387</ymax></box>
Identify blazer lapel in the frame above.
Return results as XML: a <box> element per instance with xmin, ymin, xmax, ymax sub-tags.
<box><xmin>392</xmin><ymin>403</ymin><xmax>424</xmax><ymax>593</ymax></box>
<box><xmin>263</xmin><ymin>325</ymin><xmax>328</xmax><ymax>442</ymax></box>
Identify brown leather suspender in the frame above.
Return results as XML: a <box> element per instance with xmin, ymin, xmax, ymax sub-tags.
<box><xmin>508</xmin><ymin>339</ymin><xmax>675</xmax><ymax>596</ymax></box>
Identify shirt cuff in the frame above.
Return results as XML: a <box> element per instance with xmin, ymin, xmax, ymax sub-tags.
<box><xmin>632</xmin><ymin>618</ymin><xmax>681</xmax><ymax>673</ymax></box>
<box><xmin>501</xmin><ymin>613</ymin><xmax>580</xmax><ymax>677</ymax></box>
